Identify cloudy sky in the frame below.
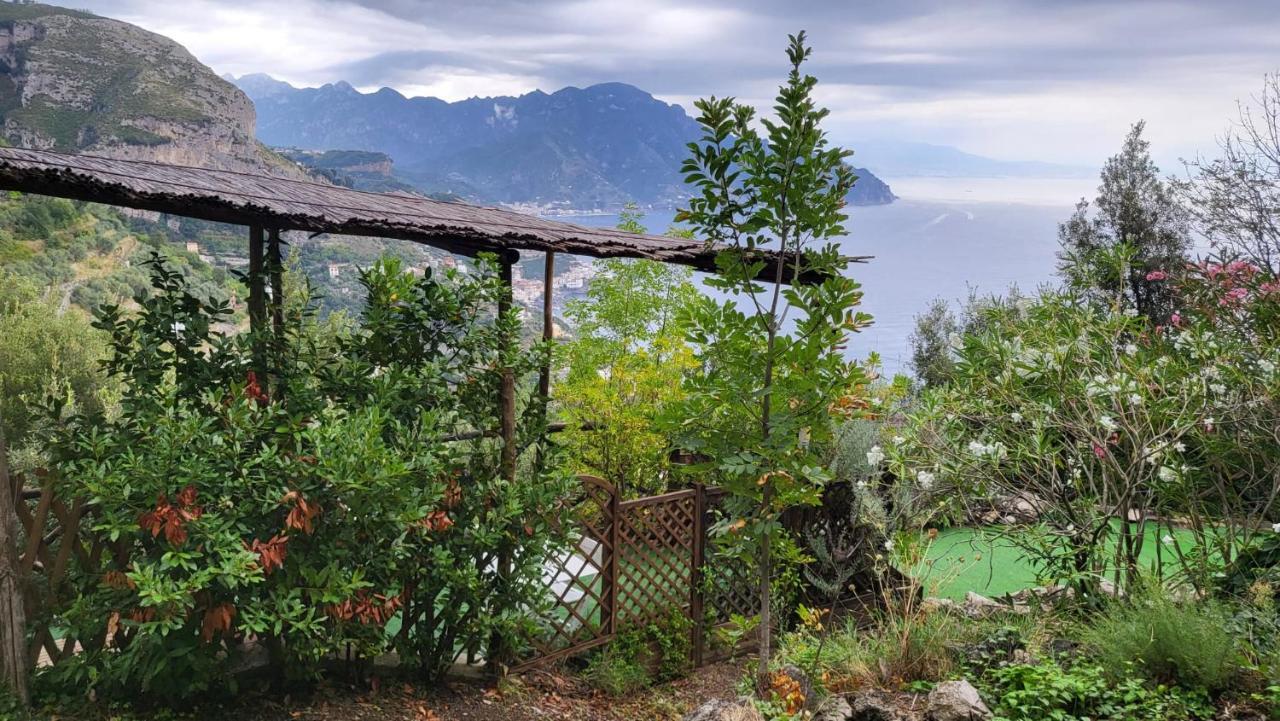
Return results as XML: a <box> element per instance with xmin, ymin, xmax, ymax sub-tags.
<box><xmin>82</xmin><ymin>0</ymin><xmax>1280</xmax><ymax>166</ymax></box>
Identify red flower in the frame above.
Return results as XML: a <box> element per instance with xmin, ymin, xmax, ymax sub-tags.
<box><xmin>1092</xmin><ymin>443</ymin><xmax>1107</xmax><ymax>459</ymax></box>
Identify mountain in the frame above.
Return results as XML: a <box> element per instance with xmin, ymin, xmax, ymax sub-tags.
<box><xmin>233</xmin><ymin>74</ymin><xmax>895</xmax><ymax>209</ymax></box>
<box><xmin>0</xmin><ymin>3</ymin><xmax>300</xmax><ymax>177</ymax></box>
<box><xmin>852</xmin><ymin>140</ymin><xmax>1094</xmax><ymax>179</ymax></box>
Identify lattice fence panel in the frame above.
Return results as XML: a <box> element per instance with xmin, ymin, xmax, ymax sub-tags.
<box><xmin>513</xmin><ymin>476</ymin><xmax>616</xmax><ymax>667</ymax></box>
<box><xmin>615</xmin><ymin>490</ymin><xmax>696</xmax><ymax>629</ymax></box>
<box><xmin>12</xmin><ymin>471</ymin><xmax>132</xmax><ymax>671</ymax></box>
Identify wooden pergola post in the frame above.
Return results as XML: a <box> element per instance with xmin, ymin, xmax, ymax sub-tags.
<box><xmin>490</xmin><ymin>249</ymin><xmax>520</xmax><ymax>671</ymax></box>
<box><xmin>0</xmin><ymin>418</ymin><xmax>28</xmax><ymax>706</ymax></box>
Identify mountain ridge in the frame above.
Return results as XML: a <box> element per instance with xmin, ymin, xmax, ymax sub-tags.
<box><xmin>233</xmin><ymin>73</ymin><xmax>897</xmax><ymax>209</ymax></box>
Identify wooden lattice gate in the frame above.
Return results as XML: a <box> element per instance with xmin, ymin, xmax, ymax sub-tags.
<box><xmin>514</xmin><ymin>477</ymin><xmax>755</xmax><ymax>670</ymax></box>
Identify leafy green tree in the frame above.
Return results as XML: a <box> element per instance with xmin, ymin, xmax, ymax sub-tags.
<box><xmin>0</xmin><ymin>271</ymin><xmax>112</xmax><ymax>462</ymax></box>
<box><xmin>1058</xmin><ymin>122</ymin><xmax>1191</xmax><ymax>323</ymax></box>
<box><xmin>670</xmin><ymin>32</ymin><xmax>873</xmax><ymax>680</ymax></box>
<box><xmin>556</xmin><ymin>207</ymin><xmax>700</xmax><ymax>496</ymax></box>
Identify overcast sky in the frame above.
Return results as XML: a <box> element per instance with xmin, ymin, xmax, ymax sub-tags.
<box><xmin>82</xmin><ymin>0</ymin><xmax>1280</xmax><ymax>167</ymax></box>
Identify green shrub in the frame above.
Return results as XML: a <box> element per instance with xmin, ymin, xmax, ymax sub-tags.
<box><xmin>982</xmin><ymin>660</ymin><xmax>1214</xmax><ymax>721</ymax></box>
<box><xmin>1079</xmin><ymin>589</ymin><xmax>1240</xmax><ymax>692</ymax></box>
<box><xmin>585</xmin><ymin>641</ymin><xmax>651</xmax><ymax>697</ymax></box>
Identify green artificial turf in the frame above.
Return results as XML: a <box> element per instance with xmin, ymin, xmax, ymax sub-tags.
<box><xmin>914</xmin><ymin>523</ymin><xmax>1207</xmax><ymax>600</ymax></box>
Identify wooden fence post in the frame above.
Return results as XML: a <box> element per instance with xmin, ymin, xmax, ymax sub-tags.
<box><xmin>0</xmin><ymin>420</ymin><xmax>28</xmax><ymax>705</ymax></box>
<box><xmin>247</xmin><ymin>225</ymin><xmax>267</xmax><ymax>376</ymax></box>
<box><xmin>690</xmin><ymin>482</ymin><xmax>707</xmax><ymax>667</ymax></box>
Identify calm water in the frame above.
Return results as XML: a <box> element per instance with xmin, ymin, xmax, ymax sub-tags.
<box><xmin>558</xmin><ymin>177</ymin><xmax>1095</xmax><ymax>376</ymax></box>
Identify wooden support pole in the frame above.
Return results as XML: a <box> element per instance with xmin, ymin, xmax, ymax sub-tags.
<box><xmin>0</xmin><ymin>417</ymin><xmax>29</xmax><ymax>706</ymax></box>
<box><xmin>498</xmin><ymin>251</ymin><xmax>518</xmax><ymax>485</ymax></box>
<box><xmin>490</xmin><ymin>249</ymin><xmax>519</xmax><ymax>672</ymax></box>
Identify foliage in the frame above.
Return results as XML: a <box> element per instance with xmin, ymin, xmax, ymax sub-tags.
<box><xmin>888</xmin><ymin>249</ymin><xmax>1280</xmax><ymax>595</ymax></box>
<box><xmin>585</xmin><ymin>610</ymin><xmax>694</xmax><ymax>696</ymax></box>
<box><xmin>1058</xmin><ymin>122</ymin><xmax>1191</xmax><ymax>323</ymax></box>
<box><xmin>982</xmin><ymin>659</ymin><xmax>1215</xmax><ymax>721</ymax></box>
<box><xmin>908</xmin><ymin>287</ymin><xmax>1029</xmax><ymax>388</ymax></box>
<box><xmin>556</xmin><ymin>206</ymin><xmax>700</xmax><ymax>496</ymax></box>
<box><xmin>1078</xmin><ymin>587</ymin><xmax>1241</xmax><ymax>693</ymax></box>
<box><xmin>670</xmin><ymin>30</ymin><xmax>873</xmax><ymax>680</ymax></box>
<box><xmin>0</xmin><ymin>270</ymin><xmax>113</xmax><ymax>461</ymax></box>
<box><xmin>39</xmin><ymin>254</ymin><xmax>570</xmax><ymax>700</ymax></box>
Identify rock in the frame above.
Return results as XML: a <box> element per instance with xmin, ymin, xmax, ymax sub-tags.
<box><xmin>962</xmin><ymin>591</ymin><xmax>1001</xmax><ymax>617</ymax></box>
<box><xmin>927</xmin><ymin>680</ymin><xmax>991</xmax><ymax>721</ymax></box>
<box><xmin>850</xmin><ymin>690</ymin><xmax>905</xmax><ymax>721</ymax></box>
<box><xmin>1010</xmin><ymin>648</ymin><xmax>1036</xmax><ymax>665</ymax></box>
<box><xmin>814</xmin><ymin>695</ymin><xmax>853</xmax><ymax>721</ymax></box>
<box><xmin>921</xmin><ymin>596</ymin><xmax>956</xmax><ymax>614</ymax></box>
<box><xmin>682</xmin><ymin>698</ymin><xmax>764</xmax><ymax>721</ymax></box>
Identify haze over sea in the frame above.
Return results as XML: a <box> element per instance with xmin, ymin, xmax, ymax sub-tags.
<box><xmin>563</xmin><ymin>175</ymin><xmax>1098</xmax><ymax>377</ymax></box>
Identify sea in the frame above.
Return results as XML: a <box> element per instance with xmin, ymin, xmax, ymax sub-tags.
<box><xmin>554</xmin><ymin>176</ymin><xmax>1099</xmax><ymax>377</ymax></box>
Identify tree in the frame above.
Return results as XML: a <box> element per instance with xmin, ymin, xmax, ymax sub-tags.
<box><xmin>1176</xmin><ymin>72</ymin><xmax>1280</xmax><ymax>273</ymax></box>
<box><xmin>0</xmin><ymin>270</ymin><xmax>112</xmax><ymax>463</ymax></box>
<box><xmin>556</xmin><ymin>207</ymin><xmax>700</xmax><ymax>496</ymax></box>
<box><xmin>1058</xmin><ymin>122</ymin><xmax>1191</xmax><ymax>323</ymax></box>
<box><xmin>908</xmin><ymin>298</ymin><xmax>958</xmax><ymax>388</ymax></box>
<box><xmin>671</xmin><ymin>32</ymin><xmax>872</xmax><ymax>682</ymax></box>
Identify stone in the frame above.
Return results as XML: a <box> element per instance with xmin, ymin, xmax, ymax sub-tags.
<box><xmin>682</xmin><ymin>698</ymin><xmax>764</xmax><ymax>721</ymax></box>
<box><xmin>921</xmin><ymin>596</ymin><xmax>956</xmax><ymax>614</ymax></box>
<box><xmin>926</xmin><ymin>680</ymin><xmax>991</xmax><ymax>721</ymax></box>
<box><xmin>850</xmin><ymin>690</ymin><xmax>905</xmax><ymax>721</ymax></box>
<box><xmin>814</xmin><ymin>695</ymin><xmax>853</xmax><ymax>721</ymax></box>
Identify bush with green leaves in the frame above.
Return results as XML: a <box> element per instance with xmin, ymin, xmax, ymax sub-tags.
<box><xmin>1078</xmin><ymin>587</ymin><xmax>1240</xmax><ymax>693</ymax></box>
<box><xmin>40</xmin><ymin>254</ymin><xmax>571</xmax><ymax>700</ymax></box>
<box><xmin>982</xmin><ymin>659</ymin><xmax>1215</xmax><ymax>721</ymax></box>
<box><xmin>887</xmin><ymin>248</ymin><xmax>1280</xmax><ymax>595</ymax></box>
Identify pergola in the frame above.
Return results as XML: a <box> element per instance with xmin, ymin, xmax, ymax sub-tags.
<box><xmin>0</xmin><ymin>146</ymin><xmax>841</xmax><ymax>481</ymax></box>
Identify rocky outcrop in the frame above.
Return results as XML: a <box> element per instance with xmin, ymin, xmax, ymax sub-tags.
<box><xmin>0</xmin><ymin>3</ymin><xmax>305</xmax><ymax>179</ymax></box>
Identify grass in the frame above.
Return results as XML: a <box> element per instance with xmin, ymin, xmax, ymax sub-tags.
<box><xmin>916</xmin><ymin>522</ymin><xmax>1207</xmax><ymax>600</ymax></box>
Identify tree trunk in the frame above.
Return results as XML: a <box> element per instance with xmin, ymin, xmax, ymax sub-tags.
<box><xmin>0</xmin><ymin>420</ymin><xmax>29</xmax><ymax>705</ymax></box>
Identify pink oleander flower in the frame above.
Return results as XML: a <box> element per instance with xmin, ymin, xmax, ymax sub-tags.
<box><xmin>1219</xmin><ymin>287</ymin><xmax>1249</xmax><ymax>306</ymax></box>
<box><xmin>1171</xmin><ymin>312</ymin><xmax>1182</xmax><ymax>327</ymax></box>
<box><xmin>1145</xmin><ymin>270</ymin><xmax>1167</xmax><ymax>281</ymax></box>
<box><xmin>1261</xmin><ymin>281</ymin><xmax>1280</xmax><ymax>295</ymax></box>
<box><xmin>1092</xmin><ymin>442</ymin><xmax>1107</xmax><ymax>459</ymax></box>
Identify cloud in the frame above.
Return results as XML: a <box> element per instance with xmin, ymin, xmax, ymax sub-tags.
<box><xmin>77</xmin><ymin>0</ymin><xmax>1280</xmax><ymax>165</ymax></box>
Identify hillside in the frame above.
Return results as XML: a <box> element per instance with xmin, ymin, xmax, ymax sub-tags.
<box><xmin>235</xmin><ymin>75</ymin><xmax>896</xmax><ymax>209</ymax></box>
<box><xmin>0</xmin><ymin>2</ymin><xmax>299</xmax><ymax>176</ymax></box>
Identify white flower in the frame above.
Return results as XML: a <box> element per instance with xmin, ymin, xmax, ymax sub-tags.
<box><xmin>892</xmin><ymin>435</ymin><xmax>905</xmax><ymax>446</ymax></box>
<box><xmin>1158</xmin><ymin>466</ymin><xmax>1177</xmax><ymax>483</ymax></box>
<box><xmin>866</xmin><ymin>445</ymin><xmax>885</xmax><ymax>467</ymax></box>
<box><xmin>1099</xmin><ymin>415</ymin><xmax>1118</xmax><ymax>432</ymax></box>
<box><xmin>917</xmin><ymin>470</ymin><xmax>936</xmax><ymax>490</ymax></box>
<box><xmin>1128</xmin><ymin>393</ymin><xmax>1143</xmax><ymax>405</ymax></box>
<box><xmin>1124</xmin><ymin>343</ymin><xmax>1139</xmax><ymax>356</ymax></box>
<box><xmin>1204</xmin><ymin>417</ymin><xmax>1216</xmax><ymax>432</ymax></box>
<box><xmin>1173</xmin><ymin>442</ymin><xmax>1186</xmax><ymax>452</ymax></box>
<box><xmin>884</xmin><ymin>540</ymin><xmax>895</xmax><ymax>552</ymax></box>
<box><xmin>1162</xmin><ymin>535</ymin><xmax>1175</xmax><ymax>545</ymax></box>
<box><xmin>1123</xmin><ymin>307</ymin><xmax>1138</xmax><ymax>317</ymax></box>
<box><xmin>968</xmin><ymin>440</ymin><xmax>986</xmax><ymax>456</ymax></box>
<box><xmin>1272</xmin><ymin>522</ymin><xmax>1280</xmax><ymax>534</ymax></box>
<box><xmin>1260</xmin><ymin>359</ymin><xmax>1276</xmax><ymax>374</ymax></box>
<box><xmin>1010</xmin><ymin>412</ymin><xmax>1023</xmax><ymax>423</ymax></box>
<box><xmin>1209</xmin><ymin>383</ymin><xmax>1226</xmax><ymax>395</ymax></box>
<box><xmin>856</xmin><ymin>480</ymin><xmax>868</xmax><ymax>490</ymax></box>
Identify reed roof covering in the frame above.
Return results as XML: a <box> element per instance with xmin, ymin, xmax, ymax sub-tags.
<box><xmin>0</xmin><ymin>147</ymin><xmax>842</xmax><ymax>283</ymax></box>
